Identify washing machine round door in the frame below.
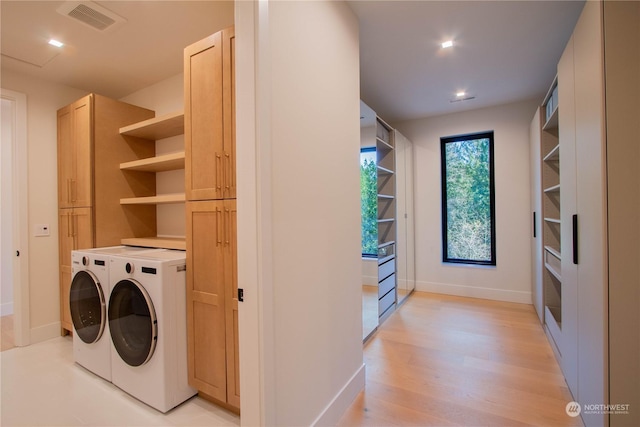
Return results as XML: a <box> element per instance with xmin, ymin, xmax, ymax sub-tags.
<box><xmin>108</xmin><ymin>279</ymin><xmax>157</xmax><ymax>367</ymax></box>
<box><xmin>70</xmin><ymin>270</ymin><xmax>106</xmax><ymax>344</ymax></box>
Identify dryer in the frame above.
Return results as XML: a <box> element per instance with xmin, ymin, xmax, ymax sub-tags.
<box><xmin>108</xmin><ymin>250</ymin><xmax>196</xmax><ymax>412</ymax></box>
<box><xmin>70</xmin><ymin>246</ymin><xmax>162</xmax><ymax>381</ymax></box>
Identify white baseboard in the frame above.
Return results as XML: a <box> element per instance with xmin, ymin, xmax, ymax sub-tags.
<box><xmin>416</xmin><ymin>280</ymin><xmax>532</xmax><ymax>304</ymax></box>
<box><xmin>361</xmin><ymin>275</ymin><xmax>377</xmax><ymax>286</ymax></box>
<box><xmin>30</xmin><ymin>321</ymin><xmax>62</xmax><ymax>344</ymax></box>
<box><xmin>0</xmin><ymin>302</ymin><xmax>14</xmax><ymax>316</ymax></box>
<box><xmin>312</xmin><ymin>363</ymin><xmax>365</xmax><ymax>426</ymax></box>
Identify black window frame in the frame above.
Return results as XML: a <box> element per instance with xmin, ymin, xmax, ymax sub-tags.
<box><xmin>440</xmin><ymin>131</ymin><xmax>496</xmax><ymax>266</ymax></box>
<box><xmin>360</xmin><ymin>146</ymin><xmax>377</xmax><ymax>258</ymax></box>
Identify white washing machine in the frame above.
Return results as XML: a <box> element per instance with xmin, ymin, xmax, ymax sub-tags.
<box><xmin>108</xmin><ymin>250</ymin><xmax>196</xmax><ymax>413</ymax></box>
<box><xmin>70</xmin><ymin>246</ymin><xmax>162</xmax><ymax>381</ymax></box>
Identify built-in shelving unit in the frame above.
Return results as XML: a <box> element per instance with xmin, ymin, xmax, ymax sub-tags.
<box><xmin>540</xmin><ymin>76</ymin><xmax>562</xmax><ymax>345</ymax></box>
<box><xmin>119</xmin><ymin>111</ymin><xmax>184</xmax><ymax>139</ymax></box>
<box><xmin>118</xmin><ymin>111</ymin><xmax>186</xmax><ymax>250</ymax></box>
<box><xmin>376</xmin><ymin>117</ymin><xmax>396</xmax><ymax>320</ymax></box>
<box><xmin>120</xmin><ymin>152</ymin><xmax>185</xmax><ymax>172</ymax></box>
<box><xmin>120</xmin><ymin>194</ymin><xmax>186</xmax><ymax>205</ymax></box>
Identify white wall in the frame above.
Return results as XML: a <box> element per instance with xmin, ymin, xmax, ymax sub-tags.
<box><xmin>1</xmin><ymin>69</ymin><xmax>88</xmax><ymax>342</ymax></box>
<box><xmin>395</xmin><ymin>99</ymin><xmax>539</xmax><ymax>304</ymax></box>
<box><xmin>119</xmin><ymin>74</ymin><xmax>186</xmax><ymax>238</ymax></box>
<box><xmin>236</xmin><ymin>1</ymin><xmax>364</xmax><ymax>425</ymax></box>
<box><xmin>1</xmin><ymin>98</ymin><xmax>14</xmax><ymax>315</ymax></box>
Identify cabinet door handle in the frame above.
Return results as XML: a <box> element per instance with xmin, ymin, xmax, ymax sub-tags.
<box><xmin>533</xmin><ymin>211</ymin><xmax>537</xmax><ymax>238</ymax></box>
<box><xmin>216</xmin><ymin>208</ymin><xmax>222</xmax><ymax>246</ymax></box>
<box><xmin>67</xmin><ymin>179</ymin><xmax>72</xmax><ymax>203</ymax></box>
<box><xmin>216</xmin><ymin>153</ymin><xmax>222</xmax><ymax>192</ymax></box>
<box><xmin>71</xmin><ymin>179</ymin><xmax>77</xmax><ymax>202</ymax></box>
<box><xmin>572</xmin><ymin>214</ymin><xmax>578</xmax><ymax>265</ymax></box>
<box><xmin>72</xmin><ymin>213</ymin><xmax>77</xmax><ymax>238</ymax></box>
<box><xmin>224</xmin><ymin>152</ymin><xmax>231</xmax><ymax>194</ymax></box>
<box><xmin>224</xmin><ymin>208</ymin><xmax>231</xmax><ymax>246</ymax></box>
<box><xmin>67</xmin><ymin>213</ymin><xmax>72</xmax><ymax>238</ymax></box>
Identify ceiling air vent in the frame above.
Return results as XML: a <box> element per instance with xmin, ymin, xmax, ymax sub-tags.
<box><xmin>57</xmin><ymin>1</ymin><xmax>126</xmax><ymax>32</ymax></box>
<box><xmin>449</xmin><ymin>96</ymin><xmax>476</xmax><ymax>103</ymax></box>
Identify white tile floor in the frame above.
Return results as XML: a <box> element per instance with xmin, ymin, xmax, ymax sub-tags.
<box><xmin>0</xmin><ymin>336</ymin><xmax>240</xmax><ymax>426</ymax></box>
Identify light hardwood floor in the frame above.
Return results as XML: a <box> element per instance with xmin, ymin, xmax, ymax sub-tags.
<box><xmin>340</xmin><ymin>292</ymin><xmax>583</xmax><ymax>427</ymax></box>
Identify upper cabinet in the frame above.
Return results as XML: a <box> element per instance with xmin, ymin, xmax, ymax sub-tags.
<box><xmin>57</xmin><ymin>95</ymin><xmax>93</xmax><ymax>209</ymax></box>
<box><xmin>184</xmin><ymin>27</ymin><xmax>236</xmax><ymax>201</ymax></box>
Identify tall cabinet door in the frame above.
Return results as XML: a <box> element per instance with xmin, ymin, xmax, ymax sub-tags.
<box><xmin>224</xmin><ymin>199</ymin><xmax>239</xmax><ymax>408</ymax></box>
<box><xmin>572</xmin><ymin>2</ymin><xmax>607</xmax><ymax>423</ymax></box>
<box><xmin>58</xmin><ymin>207</ymin><xmax>93</xmax><ymax>331</ymax></box>
<box><xmin>57</xmin><ymin>95</ymin><xmax>93</xmax><ymax>209</ymax></box>
<box><xmin>185</xmin><ymin>32</ymin><xmax>224</xmax><ymax>201</ymax></box>
<box><xmin>186</xmin><ymin>201</ymin><xmax>227</xmax><ymax>402</ymax></box>
<box><xmin>222</xmin><ymin>27</ymin><xmax>236</xmax><ymax>200</ymax></box>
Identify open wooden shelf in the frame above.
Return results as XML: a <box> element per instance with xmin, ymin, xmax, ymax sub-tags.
<box><xmin>120</xmin><ymin>193</ymin><xmax>185</xmax><ymax>205</ymax></box>
<box><xmin>377</xmin><ymin>165</ymin><xmax>394</xmax><ymax>175</ymax></box>
<box><xmin>120</xmin><ymin>111</ymin><xmax>184</xmax><ymax>140</ymax></box>
<box><xmin>543</xmin><ymin>144</ymin><xmax>560</xmax><ymax>162</ymax></box>
<box><xmin>120</xmin><ymin>152</ymin><xmax>185</xmax><ymax>172</ymax></box>
<box><xmin>545</xmin><ymin>261</ymin><xmax>562</xmax><ymax>282</ymax></box>
<box><xmin>544</xmin><ymin>184</ymin><xmax>561</xmax><ymax>193</ymax></box>
<box><xmin>121</xmin><ymin>236</ymin><xmax>186</xmax><ymax>251</ymax></box>
<box><xmin>543</xmin><ymin>107</ymin><xmax>559</xmax><ymax>131</ymax></box>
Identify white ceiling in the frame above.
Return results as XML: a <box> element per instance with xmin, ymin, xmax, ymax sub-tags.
<box><xmin>1</xmin><ymin>1</ymin><xmax>234</xmax><ymax>99</ymax></box>
<box><xmin>350</xmin><ymin>0</ymin><xmax>585</xmax><ymax>122</ymax></box>
<box><xmin>1</xmin><ymin>1</ymin><xmax>584</xmax><ymax>121</ymax></box>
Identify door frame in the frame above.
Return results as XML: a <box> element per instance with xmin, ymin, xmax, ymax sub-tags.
<box><xmin>1</xmin><ymin>88</ymin><xmax>30</xmax><ymax>347</ymax></box>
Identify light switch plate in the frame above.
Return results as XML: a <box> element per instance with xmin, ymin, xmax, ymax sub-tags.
<box><xmin>34</xmin><ymin>224</ymin><xmax>50</xmax><ymax>237</ymax></box>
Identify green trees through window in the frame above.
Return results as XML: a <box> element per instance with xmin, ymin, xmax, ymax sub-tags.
<box><xmin>441</xmin><ymin>132</ymin><xmax>496</xmax><ymax>265</ymax></box>
<box><xmin>360</xmin><ymin>148</ymin><xmax>377</xmax><ymax>257</ymax></box>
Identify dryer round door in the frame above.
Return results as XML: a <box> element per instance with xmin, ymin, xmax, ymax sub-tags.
<box><xmin>108</xmin><ymin>279</ymin><xmax>157</xmax><ymax>367</ymax></box>
<box><xmin>70</xmin><ymin>270</ymin><xmax>106</xmax><ymax>344</ymax></box>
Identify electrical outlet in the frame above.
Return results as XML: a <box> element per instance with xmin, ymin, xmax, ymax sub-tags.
<box><xmin>34</xmin><ymin>224</ymin><xmax>50</xmax><ymax>237</ymax></box>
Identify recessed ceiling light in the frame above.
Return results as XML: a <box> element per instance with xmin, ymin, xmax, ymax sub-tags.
<box><xmin>441</xmin><ymin>40</ymin><xmax>454</xmax><ymax>49</ymax></box>
<box><xmin>456</xmin><ymin>91</ymin><xmax>466</xmax><ymax>97</ymax></box>
<box><xmin>48</xmin><ymin>39</ymin><xmax>64</xmax><ymax>48</ymax></box>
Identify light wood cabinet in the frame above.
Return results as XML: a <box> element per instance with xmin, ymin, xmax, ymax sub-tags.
<box><xmin>58</xmin><ymin>207</ymin><xmax>93</xmax><ymax>332</ymax></box>
<box><xmin>57</xmin><ymin>95</ymin><xmax>92</xmax><ymax>209</ymax></box>
<box><xmin>184</xmin><ymin>26</ymin><xmax>239</xmax><ymax>412</ymax></box>
<box><xmin>186</xmin><ymin>200</ymin><xmax>238</xmax><ymax>409</ymax></box>
<box><xmin>185</xmin><ymin>27</ymin><xmax>236</xmax><ymax>201</ymax></box>
<box><xmin>57</xmin><ymin>94</ymin><xmax>157</xmax><ymax>333</ymax></box>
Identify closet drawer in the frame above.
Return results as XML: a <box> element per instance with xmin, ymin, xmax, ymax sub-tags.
<box><xmin>378</xmin><ymin>273</ymin><xmax>396</xmax><ymax>297</ymax></box>
<box><xmin>378</xmin><ymin>258</ymin><xmax>395</xmax><ymax>281</ymax></box>
<box><xmin>378</xmin><ymin>287</ymin><xmax>396</xmax><ymax>315</ymax></box>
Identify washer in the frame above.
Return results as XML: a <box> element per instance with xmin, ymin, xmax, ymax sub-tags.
<box><xmin>70</xmin><ymin>246</ymin><xmax>162</xmax><ymax>381</ymax></box>
<box><xmin>108</xmin><ymin>250</ymin><xmax>196</xmax><ymax>413</ymax></box>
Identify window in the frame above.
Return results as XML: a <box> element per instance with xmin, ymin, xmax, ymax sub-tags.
<box><xmin>360</xmin><ymin>147</ymin><xmax>377</xmax><ymax>257</ymax></box>
<box><xmin>440</xmin><ymin>131</ymin><xmax>496</xmax><ymax>265</ymax></box>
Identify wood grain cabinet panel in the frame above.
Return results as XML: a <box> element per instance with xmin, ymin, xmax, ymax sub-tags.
<box><xmin>186</xmin><ymin>200</ymin><xmax>238</xmax><ymax>410</ymax></box>
<box><xmin>58</xmin><ymin>207</ymin><xmax>94</xmax><ymax>332</ymax></box>
<box><xmin>185</xmin><ymin>27</ymin><xmax>236</xmax><ymax>201</ymax></box>
<box><xmin>57</xmin><ymin>95</ymin><xmax>92</xmax><ymax>209</ymax></box>
<box><xmin>185</xmin><ymin>26</ymin><xmax>238</xmax><ymax>412</ymax></box>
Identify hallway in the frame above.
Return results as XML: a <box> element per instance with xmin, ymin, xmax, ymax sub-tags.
<box><xmin>340</xmin><ymin>292</ymin><xmax>582</xmax><ymax>426</ymax></box>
